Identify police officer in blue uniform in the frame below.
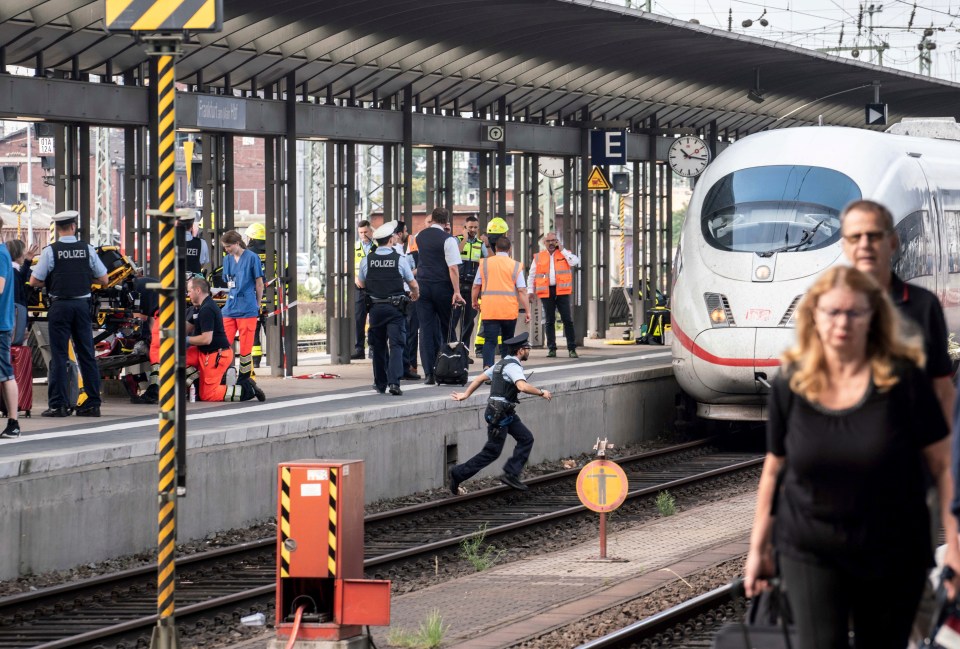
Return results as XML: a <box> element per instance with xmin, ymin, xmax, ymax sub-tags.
<box><xmin>181</xmin><ymin>212</ymin><xmax>209</xmax><ymax>276</ymax></box>
<box><xmin>448</xmin><ymin>332</ymin><xmax>553</xmax><ymax>493</ymax></box>
<box><xmin>30</xmin><ymin>211</ymin><xmax>109</xmax><ymax>417</ymax></box>
<box><xmin>358</xmin><ymin>221</ymin><xmax>419</xmax><ymax>396</ymax></box>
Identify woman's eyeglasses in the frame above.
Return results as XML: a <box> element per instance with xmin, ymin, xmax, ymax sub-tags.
<box><xmin>816</xmin><ymin>307</ymin><xmax>873</xmax><ymax>321</ymax></box>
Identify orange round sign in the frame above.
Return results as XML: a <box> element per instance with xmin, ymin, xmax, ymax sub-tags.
<box><xmin>576</xmin><ymin>460</ymin><xmax>629</xmax><ymax>513</ymax></box>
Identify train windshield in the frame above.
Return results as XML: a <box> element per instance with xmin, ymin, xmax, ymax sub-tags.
<box><xmin>701</xmin><ymin>165</ymin><xmax>861</xmax><ymax>254</ymax></box>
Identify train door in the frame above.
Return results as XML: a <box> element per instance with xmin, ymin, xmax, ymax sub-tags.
<box><xmin>914</xmin><ymin>158</ymin><xmax>960</xmax><ymax>333</ymax></box>
<box><xmin>894</xmin><ymin>159</ymin><xmax>939</xmax><ymax>299</ymax></box>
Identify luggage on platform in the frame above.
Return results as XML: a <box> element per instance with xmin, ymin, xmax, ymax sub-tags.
<box><xmin>9</xmin><ymin>345</ymin><xmax>32</xmax><ymax>417</ymax></box>
<box><xmin>434</xmin><ymin>304</ymin><xmax>469</xmax><ymax>386</ymax></box>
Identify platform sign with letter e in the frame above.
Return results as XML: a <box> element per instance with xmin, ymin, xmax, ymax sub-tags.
<box><xmin>577</xmin><ymin>459</ymin><xmax>629</xmax><ymax>513</ymax></box>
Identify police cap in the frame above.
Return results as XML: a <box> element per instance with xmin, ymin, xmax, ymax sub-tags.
<box><xmin>504</xmin><ymin>331</ymin><xmax>531</xmax><ymax>350</ymax></box>
<box><xmin>52</xmin><ymin>210</ymin><xmax>79</xmax><ymax>224</ymax></box>
<box><xmin>373</xmin><ymin>221</ymin><xmax>398</xmax><ymax>241</ymax></box>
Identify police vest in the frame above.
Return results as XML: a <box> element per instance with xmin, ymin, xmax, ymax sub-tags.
<box><xmin>457</xmin><ymin>235</ymin><xmax>483</xmax><ymax>284</ymax></box>
<box><xmin>365</xmin><ymin>250</ymin><xmax>405</xmax><ymax>299</ymax></box>
<box><xmin>184</xmin><ymin>237</ymin><xmax>202</xmax><ymax>274</ymax></box>
<box><xmin>48</xmin><ymin>241</ymin><xmax>93</xmax><ymax>298</ymax></box>
<box><xmin>479</xmin><ymin>256</ymin><xmax>521</xmax><ymax>320</ymax></box>
<box><xmin>490</xmin><ymin>358</ymin><xmax>522</xmax><ymax>403</ymax></box>
<box><xmin>533</xmin><ymin>249</ymin><xmax>573</xmax><ymax>297</ymax></box>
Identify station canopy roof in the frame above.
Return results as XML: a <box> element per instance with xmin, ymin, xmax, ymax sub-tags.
<box><xmin>4</xmin><ymin>0</ymin><xmax>960</xmax><ymax>133</ymax></box>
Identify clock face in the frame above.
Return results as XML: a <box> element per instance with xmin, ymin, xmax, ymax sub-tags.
<box><xmin>538</xmin><ymin>157</ymin><xmax>565</xmax><ymax>178</ymax></box>
<box><xmin>667</xmin><ymin>136</ymin><xmax>711</xmax><ymax>178</ymax></box>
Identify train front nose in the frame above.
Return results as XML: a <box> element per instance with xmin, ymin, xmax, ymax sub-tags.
<box><xmin>690</xmin><ymin>327</ymin><xmax>794</xmax><ymax>395</ymax></box>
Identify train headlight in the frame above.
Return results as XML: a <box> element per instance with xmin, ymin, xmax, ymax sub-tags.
<box><xmin>704</xmin><ymin>293</ymin><xmax>735</xmax><ymax>327</ymax></box>
<box><xmin>755</xmin><ymin>265</ymin><xmax>771</xmax><ymax>280</ymax></box>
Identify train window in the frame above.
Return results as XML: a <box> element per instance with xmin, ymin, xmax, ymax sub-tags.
<box><xmin>700</xmin><ymin>166</ymin><xmax>860</xmax><ymax>254</ymax></box>
<box><xmin>893</xmin><ymin>210</ymin><xmax>933</xmax><ymax>280</ymax></box>
<box><xmin>945</xmin><ymin>210</ymin><xmax>960</xmax><ymax>273</ymax></box>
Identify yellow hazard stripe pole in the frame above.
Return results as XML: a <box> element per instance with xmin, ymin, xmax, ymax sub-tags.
<box><xmin>618</xmin><ymin>194</ymin><xmax>625</xmax><ymax>287</ymax></box>
<box><xmin>148</xmin><ymin>39</ymin><xmax>182</xmax><ymax>649</ymax></box>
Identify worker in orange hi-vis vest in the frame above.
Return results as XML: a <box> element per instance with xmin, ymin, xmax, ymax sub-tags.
<box><xmin>473</xmin><ymin>235</ymin><xmax>530</xmax><ymax>370</ymax></box>
<box><xmin>527</xmin><ymin>232</ymin><xmax>581</xmax><ymax>358</ymax></box>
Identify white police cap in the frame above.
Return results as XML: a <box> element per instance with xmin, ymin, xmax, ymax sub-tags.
<box><xmin>373</xmin><ymin>221</ymin><xmax>398</xmax><ymax>240</ymax></box>
<box><xmin>52</xmin><ymin>210</ymin><xmax>79</xmax><ymax>223</ymax></box>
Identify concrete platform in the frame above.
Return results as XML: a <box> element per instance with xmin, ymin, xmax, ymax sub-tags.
<box><xmin>0</xmin><ymin>342</ymin><xmax>675</xmax><ymax>579</ymax></box>
<box><xmin>377</xmin><ymin>492</ymin><xmax>756</xmax><ymax>649</ymax></box>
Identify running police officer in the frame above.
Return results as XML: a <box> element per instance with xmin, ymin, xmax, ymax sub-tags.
<box><xmin>448</xmin><ymin>332</ymin><xmax>552</xmax><ymax>493</ymax></box>
<box><xmin>457</xmin><ymin>215</ymin><xmax>487</xmax><ymax>347</ymax></box>
<box><xmin>358</xmin><ymin>221</ymin><xmax>419</xmax><ymax>396</ymax></box>
<box><xmin>30</xmin><ymin>210</ymin><xmax>109</xmax><ymax>417</ymax></box>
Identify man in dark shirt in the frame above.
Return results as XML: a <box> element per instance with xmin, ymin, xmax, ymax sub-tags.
<box><xmin>840</xmin><ymin>199</ymin><xmax>954</xmax><ymax>422</ymax></box>
<box><xmin>185</xmin><ymin>276</ymin><xmax>265</xmax><ymax>403</ymax></box>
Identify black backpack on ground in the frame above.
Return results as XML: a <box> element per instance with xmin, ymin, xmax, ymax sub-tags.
<box><xmin>434</xmin><ymin>305</ymin><xmax>469</xmax><ymax>386</ymax></box>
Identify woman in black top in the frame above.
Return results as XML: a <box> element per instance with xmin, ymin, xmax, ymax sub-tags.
<box><xmin>744</xmin><ymin>266</ymin><xmax>960</xmax><ymax>649</ymax></box>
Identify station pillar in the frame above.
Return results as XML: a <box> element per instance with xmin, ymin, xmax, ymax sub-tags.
<box><xmin>273</xmin><ymin>460</ymin><xmax>390</xmax><ymax>649</ymax></box>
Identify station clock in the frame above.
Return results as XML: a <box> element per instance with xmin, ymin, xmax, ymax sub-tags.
<box><xmin>667</xmin><ymin>136</ymin><xmax>711</xmax><ymax>178</ymax></box>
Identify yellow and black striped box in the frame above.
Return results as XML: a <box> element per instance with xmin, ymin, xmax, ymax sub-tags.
<box><xmin>105</xmin><ymin>0</ymin><xmax>222</xmax><ymax>33</ymax></box>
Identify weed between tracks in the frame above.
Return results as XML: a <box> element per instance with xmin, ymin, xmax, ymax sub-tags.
<box><xmin>386</xmin><ymin>609</ymin><xmax>448</xmax><ymax>648</ymax></box>
<box><xmin>656</xmin><ymin>489</ymin><xmax>676</xmax><ymax>516</ymax></box>
<box><xmin>460</xmin><ymin>523</ymin><xmax>506</xmax><ymax>571</ymax></box>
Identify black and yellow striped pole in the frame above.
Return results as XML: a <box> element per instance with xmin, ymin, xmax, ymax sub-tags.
<box><xmin>149</xmin><ymin>41</ymin><xmax>183</xmax><ymax>649</ymax></box>
<box><xmin>104</xmin><ymin>5</ymin><xmax>222</xmax><ymax>649</ymax></box>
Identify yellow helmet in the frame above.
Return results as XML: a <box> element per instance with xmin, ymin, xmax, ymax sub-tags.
<box><xmin>245</xmin><ymin>222</ymin><xmax>266</xmax><ymax>240</ymax></box>
<box><xmin>486</xmin><ymin>217</ymin><xmax>509</xmax><ymax>235</ymax></box>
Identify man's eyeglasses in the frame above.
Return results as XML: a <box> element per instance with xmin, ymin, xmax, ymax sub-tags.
<box><xmin>816</xmin><ymin>307</ymin><xmax>873</xmax><ymax>321</ymax></box>
<box><xmin>842</xmin><ymin>231</ymin><xmax>888</xmax><ymax>245</ymax></box>
<box><xmin>544</xmin><ymin>239</ymin><xmax>558</xmax><ymax>244</ymax></box>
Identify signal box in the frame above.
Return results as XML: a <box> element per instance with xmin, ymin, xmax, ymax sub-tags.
<box><xmin>275</xmin><ymin>460</ymin><xmax>390</xmax><ymax>644</ymax></box>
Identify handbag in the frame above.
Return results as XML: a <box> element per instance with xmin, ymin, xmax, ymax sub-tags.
<box><xmin>712</xmin><ymin>579</ymin><xmax>796</xmax><ymax>649</ymax></box>
<box><xmin>925</xmin><ymin>567</ymin><xmax>960</xmax><ymax>648</ymax></box>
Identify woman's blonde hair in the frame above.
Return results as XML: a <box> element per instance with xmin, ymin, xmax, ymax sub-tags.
<box><xmin>782</xmin><ymin>266</ymin><xmax>924</xmax><ymax>401</ymax></box>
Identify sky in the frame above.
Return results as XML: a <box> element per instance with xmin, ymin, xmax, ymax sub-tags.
<box><xmin>610</xmin><ymin>1</ymin><xmax>960</xmax><ymax>82</ymax></box>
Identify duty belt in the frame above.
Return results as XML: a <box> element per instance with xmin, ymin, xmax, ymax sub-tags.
<box><xmin>369</xmin><ymin>296</ymin><xmax>408</xmax><ymax>306</ymax></box>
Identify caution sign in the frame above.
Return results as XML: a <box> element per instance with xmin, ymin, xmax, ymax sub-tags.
<box><xmin>12</xmin><ymin>203</ymin><xmax>26</xmax><ymax>215</ymax></box>
<box><xmin>105</xmin><ymin>0</ymin><xmax>223</xmax><ymax>33</ymax></box>
<box><xmin>587</xmin><ymin>166</ymin><xmax>611</xmax><ymax>191</ymax></box>
<box><xmin>576</xmin><ymin>460</ymin><xmax>629</xmax><ymax>513</ymax></box>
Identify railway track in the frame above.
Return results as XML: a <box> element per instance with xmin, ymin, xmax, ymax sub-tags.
<box><xmin>0</xmin><ymin>438</ymin><xmax>763</xmax><ymax>649</ymax></box>
<box><xmin>576</xmin><ymin>582</ymin><xmax>744</xmax><ymax>649</ymax></box>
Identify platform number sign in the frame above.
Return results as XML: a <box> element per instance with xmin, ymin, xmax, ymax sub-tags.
<box><xmin>590</xmin><ymin>130</ymin><xmax>627</xmax><ymax>165</ymax></box>
<box><xmin>105</xmin><ymin>0</ymin><xmax>223</xmax><ymax>32</ymax></box>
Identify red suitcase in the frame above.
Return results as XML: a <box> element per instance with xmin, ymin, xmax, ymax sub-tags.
<box><xmin>10</xmin><ymin>345</ymin><xmax>32</xmax><ymax>417</ymax></box>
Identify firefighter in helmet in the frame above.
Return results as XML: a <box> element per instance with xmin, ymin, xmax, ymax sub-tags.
<box><xmin>474</xmin><ymin>217</ymin><xmax>509</xmax><ymax>356</ymax></box>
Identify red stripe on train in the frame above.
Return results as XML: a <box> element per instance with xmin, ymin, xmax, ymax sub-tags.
<box><xmin>671</xmin><ymin>320</ymin><xmax>782</xmax><ymax>368</ymax></box>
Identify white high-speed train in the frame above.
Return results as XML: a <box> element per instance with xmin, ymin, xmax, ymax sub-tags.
<box><xmin>671</xmin><ymin>124</ymin><xmax>960</xmax><ymax>421</ymax></box>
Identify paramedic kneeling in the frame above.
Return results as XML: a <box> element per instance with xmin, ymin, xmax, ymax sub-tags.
<box><xmin>185</xmin><ymin>276</ymin><xmax>265</xmax><ymax>403</ymax></box>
